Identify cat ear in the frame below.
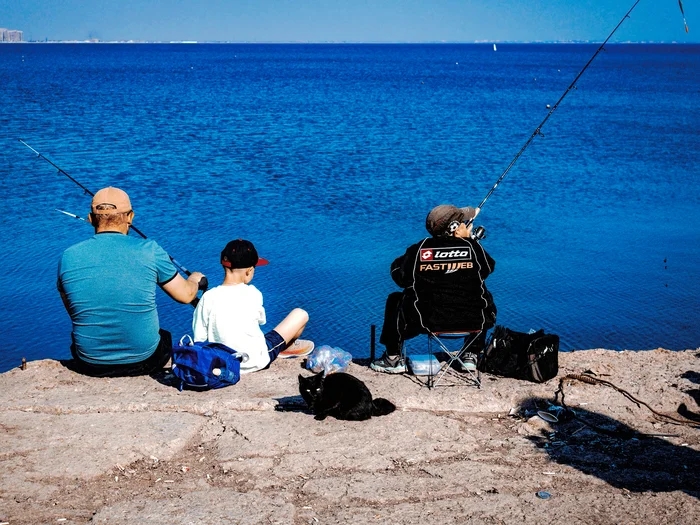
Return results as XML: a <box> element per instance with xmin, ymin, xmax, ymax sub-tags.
<box><xmin>320</xmin><ymin>370</ymin><xmax>326</xmax><ymax>378</ymax></box>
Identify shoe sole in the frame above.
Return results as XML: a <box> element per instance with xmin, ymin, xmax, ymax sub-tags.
<box><xmin>278</xmin><ymin>346</ymin><xmax>314</xmax><ymax>358</ymax></box>
<box><xmin>370</xmin><ymin>363</ymin><xmax>407</xmax><ymax>374</ymax></box>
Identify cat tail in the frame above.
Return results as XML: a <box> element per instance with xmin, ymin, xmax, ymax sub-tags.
<box><xmin>372</xmin><ymin>398</ymin><xmax>396</xmax><ymax>417</ymax></box>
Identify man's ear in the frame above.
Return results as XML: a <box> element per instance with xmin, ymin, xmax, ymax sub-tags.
<box><xmin>127</xmin><ymin>210</ymin><xmax>134</xmax><ymax>224</ymax></box>
<box><xmin>87</xmin><ymin>213</ymin><xmax>95</xmax><ymax>225</ymax></box>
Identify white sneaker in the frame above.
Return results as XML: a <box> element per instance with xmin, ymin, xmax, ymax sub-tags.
<box><xmin>370</xmin><ymin>354</ymin><xmax>407</xmax><ymax>374</ymax></box>
<box><xmin>457</xmin><ymin>352</ymin><xmax>478</xmax><ymax>372</ymax></box>
<box><xmin>278</xmin><ymin>339</ymin><xmax>315</xmax><ymax>358</ymax></box>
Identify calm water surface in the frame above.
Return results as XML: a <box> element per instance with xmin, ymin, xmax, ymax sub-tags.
<box><xmin>1</xmin><ymin>43</ymin><xmax>698</xmax><ymax>372</ymax></box>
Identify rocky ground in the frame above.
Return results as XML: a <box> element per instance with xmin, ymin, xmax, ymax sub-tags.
<box><xmin>0</xmin><ymin>348</ymin><xmax>698</xmax><ymax>525</ymax></box>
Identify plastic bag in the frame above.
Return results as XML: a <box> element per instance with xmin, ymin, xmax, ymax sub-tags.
<box><xmin>305</xmin><ymin>345</ymin><xmax>352</xmax><ymax>374</ymax></box>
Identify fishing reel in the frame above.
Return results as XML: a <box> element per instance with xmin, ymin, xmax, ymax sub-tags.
<box><xmin>471</xmin><ymin>225</ymin><xmax>487</xmax><ymax>241</ymax></box>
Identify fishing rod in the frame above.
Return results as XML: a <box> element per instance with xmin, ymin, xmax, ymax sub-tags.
<box><xmin>468</xmin><ymin>0</ymin><xmax>643</xmax><ymax>226</ymax></box>
<box><xmin>17</xmin><ymin>139</ymin><xmax>208</xmax><ymax>296</ymax></box>
<box><xmin>55</xmin><ymin>208</ymin><xmax>89</xmax><ymax>222</ymax></box>
<box><xmin>20</xmin><ymin>138</ymin><xmax>196</xmax><ymax>278</ymax></box>
<box><xmin>22</xmin><ymin>140</ymin><xmax>151</xmax><ymax>250</ymax></box>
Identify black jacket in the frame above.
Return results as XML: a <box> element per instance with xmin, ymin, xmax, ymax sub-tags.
<box><xmin>391</xmin><ymin>236</ymin><xmax>496</xmax><ymax>332</ymax></box>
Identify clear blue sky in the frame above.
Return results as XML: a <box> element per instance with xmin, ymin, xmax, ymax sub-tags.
<box><xmin>1</xmin><ymin>0</ymin><xmax>695</xmax><ymax>43</ymax></box>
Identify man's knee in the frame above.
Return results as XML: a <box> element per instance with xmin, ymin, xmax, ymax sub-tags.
<box><xmin>383</xmin><ymin>292</ymin><xmax>405</xmax><ymax>320</ymax></box>
<box><xmin>385</xmin><ymin>291</ymin><xmax>403</xmax><ymax>307</ymax></box>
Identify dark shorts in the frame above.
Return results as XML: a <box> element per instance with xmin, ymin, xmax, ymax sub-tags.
<box><xmin>264</xmin><ymin>329</ymin><xmax>288</xmax><ymax>366</ymax></box>
<box><xmin>70</xmin><ymin>329</ymin><xmax>173</xmax><ymax>377</ymax></box>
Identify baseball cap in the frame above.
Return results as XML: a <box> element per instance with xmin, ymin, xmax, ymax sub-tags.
<box><xmin>91</xmin><ymin>187</ymin><xmax>132</xmax><ymax>214</ymax></box>
<box><xmin>221</xmin><ymin>239</ymin><xmax>269</xmax><ymax>269</ymax></box>
<box><xmin>425</xmin><ymin>204</ymin><xmax>477</xmax><ymax>236</ymax></box>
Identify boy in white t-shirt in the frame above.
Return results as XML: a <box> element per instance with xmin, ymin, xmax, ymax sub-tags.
<box><xmin>192</xmin><ymin>239</ymin><xmax>311</xmax><ymax>373</ymax></box>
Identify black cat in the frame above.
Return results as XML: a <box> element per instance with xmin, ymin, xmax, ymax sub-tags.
<box><xmin>298</xmin><ymin>371</ymin><xmax>396</xmax><ymax>421</ymax></box>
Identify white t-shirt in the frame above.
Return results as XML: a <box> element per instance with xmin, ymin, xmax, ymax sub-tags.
<box><xmin>192</xmin><ymin>283</ymin><xmax>269</xmax><ymax>374</ymax></box>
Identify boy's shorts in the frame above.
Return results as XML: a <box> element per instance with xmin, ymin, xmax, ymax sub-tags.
<box><xmin>265</xmin><ymin>329</ymin><xmax>288</xmax><ymax>364</ymax></box>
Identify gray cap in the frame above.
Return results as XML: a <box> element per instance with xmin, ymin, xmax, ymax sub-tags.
<box><xmin>425</xmin><ymin>204</ymin><xmax>477</xmax><ymax>237</ymax></box>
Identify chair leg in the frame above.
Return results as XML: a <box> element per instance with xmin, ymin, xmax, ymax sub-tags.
<box><xmin>427</xmin><ymin>335</ymin><xmax>447</xmax><ymax>389</ymax></box>
<box><xmin>428</xmin><ymin>331</ymin><xmax>482</xmax><ymax>389</ymax></box>
<box><xmin>459</xmin><ymin>333</ymin><xmax>482</xmax><ymax>388</ymax></box>
<box><xmin>429</xmin><ymin>334</ymin><xmax>460</xmax><ymax>388</ymax></box>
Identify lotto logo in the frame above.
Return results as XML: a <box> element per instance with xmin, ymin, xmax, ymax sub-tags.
<box><xmin>421</xmin><ymin>246</ymin><xmax>473</xmax><ymax>262</ymax></box>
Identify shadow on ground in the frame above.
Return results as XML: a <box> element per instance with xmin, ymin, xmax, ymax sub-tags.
<box><xmin>274</xmin><ymin>394</ymin><xmax>309</xmax><ymax>413</ymax></box>
<box><xmin>678</xmin><ymin>370</ymin><xmax>700</xmax><ymax>421</ymax></box>
<box><xmin>521</xmin><ymin>396</ymin><xmax>700</xmax><ymax>499</ymax></box>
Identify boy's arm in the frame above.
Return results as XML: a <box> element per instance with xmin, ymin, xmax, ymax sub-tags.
<box><xmin>192</xmin><ymin>296</ymin><xmax>208</xmax><ymax>341</ymax></box>
<box><xmin>253</xmin><ymin>286</ymin><xmax>266</xmax><ymax>325</ymax></box>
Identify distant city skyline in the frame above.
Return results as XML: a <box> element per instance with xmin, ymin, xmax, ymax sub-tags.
<box><xmin>1</xmin><ymin>0</ymin><xmax>696</xmax><ymax>43</ymax></box>
<box><xmin>0</xmin><ymin>27</ymin><xmax>23</xmax><ymax>42</ymax></box>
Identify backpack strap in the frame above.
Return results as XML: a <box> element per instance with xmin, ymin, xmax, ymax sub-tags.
<box><xmin>178</xmin><ymin>334</ymin><xmax>194</xmax><ymax>347</ymax></box>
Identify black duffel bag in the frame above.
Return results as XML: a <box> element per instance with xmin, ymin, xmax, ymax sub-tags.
<box><xmin>478</xmin><ymin>325</ymin><xmax>559</xmax><ymax>383</ymax></box>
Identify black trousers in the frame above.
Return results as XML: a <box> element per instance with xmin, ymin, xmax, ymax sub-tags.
<box><xmin>70</xmin><ymin>329</ymin><xmax>173</xmax><ymax>377</ymax></box>
<box><xmin>379</xmin><ymin>292</ymin><xmax>489</xmax><ymax>358</ymax></box>
<box><xmin>379</xmin><ymin>292</ymin><xmax>427</xmax><ymax>357</ymax></box>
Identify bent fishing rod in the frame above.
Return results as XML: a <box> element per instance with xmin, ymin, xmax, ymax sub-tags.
<box><xmin>467</xmin><ymin>0</ymin><xmax>643</xmax><ymax>226</ymax></box>
<box><xmin>19</xmin><ymin>139</ymin><xmax>207</xmax><ymax>293</ymax></box>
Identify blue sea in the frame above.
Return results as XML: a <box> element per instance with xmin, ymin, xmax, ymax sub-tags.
<box><xmin>1</xmin><ymin>43</ymin><xmax>698</xmax><ymax>373</ymax></box>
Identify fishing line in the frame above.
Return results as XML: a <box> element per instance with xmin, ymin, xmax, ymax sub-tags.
<box><xmin>467</xmin><ymin>0</ymin><xmax>643</xmax><ymax>226</ymax></box>
<box><xmin>19</xmin><ymin>139</ymin><xmax>195</xmax><ymax>279</ymax></box>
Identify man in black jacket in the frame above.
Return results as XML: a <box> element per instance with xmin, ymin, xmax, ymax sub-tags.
<box><xmin>371</xmin><ymin>204</ymin><xmax>497</xmax><ymax>374</ymax></box>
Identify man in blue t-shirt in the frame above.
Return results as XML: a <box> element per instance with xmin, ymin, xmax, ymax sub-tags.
<box><xmin>57</xmin><ymin>187</ymin><xmax>206</xmax><ymax>376</ymax></box>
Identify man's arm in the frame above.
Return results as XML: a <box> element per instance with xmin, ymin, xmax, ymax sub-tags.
<box><xmin>161</xmin><ymin>272</ymin><xmax>205</xmax><ymax>304</ymax></box>
<box><xmin>57</xmin><ymin>280</ymin><xmax>71</xmax><ymax>313</ymax></box>
<box><xmin>390</xmin><ymin>244</ymin><xmax>419</xmax><ymax>288</ymax></box>
<box><xmin>390</xmin><ymin>255</ymin><xmax>408</xmax><ymax>287</ymax></box>
<box><xmin>474</xmin><ymin>241</ymin><xmax>495</xmax><ymax>278</ymax></box>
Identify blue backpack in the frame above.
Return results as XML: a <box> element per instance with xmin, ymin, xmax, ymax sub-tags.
<box><xmin>171</xmin><ymin>335</ymin><xmax>248</xmax><ymax>391</ymax></box>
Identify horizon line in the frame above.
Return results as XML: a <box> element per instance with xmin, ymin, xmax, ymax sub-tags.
<box><xmin>5</xmin><ymin>40</ymin><xmax>698</xmax><ymax>45</ymax></box>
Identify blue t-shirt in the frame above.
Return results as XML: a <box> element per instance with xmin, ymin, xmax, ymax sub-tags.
<box><xmin>57</xmin><ymin>232</ymin><xmax>178</xmax><ymax>365</ymax></box>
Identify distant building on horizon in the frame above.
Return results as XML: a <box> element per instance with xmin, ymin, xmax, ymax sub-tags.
<box><xmin>0</xmin><ymin>28</ymin><xmax>24</xmax><ymax>42</ymax></box>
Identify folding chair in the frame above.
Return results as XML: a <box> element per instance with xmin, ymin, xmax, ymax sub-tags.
<box><xmin>425</xmin><ymin>330</ymin><xmax>483</xmax><ymax>389</ymax></box>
